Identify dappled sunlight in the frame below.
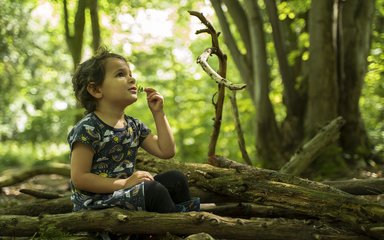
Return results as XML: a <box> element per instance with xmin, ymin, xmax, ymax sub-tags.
<box><xmin>31</xmin><ymin>2</ymin><xmax>59</xmax><ymax>29</ymax></box>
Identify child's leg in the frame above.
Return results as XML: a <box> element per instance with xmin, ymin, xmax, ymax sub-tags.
<box><xmin>143</xmin><ymin>180</ymin><xmax>177</xmax><ymax>213</ymax></box>
<box><xmin>154</xmin><ymin>170</ymin><xmax>191</xmax><ymax>204</ymax></box>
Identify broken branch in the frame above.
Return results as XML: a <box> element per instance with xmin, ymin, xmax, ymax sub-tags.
<box><xmin>197</xmin><ymin>48</ymin><xmax>246</xmax><ymax>91</ymax></box>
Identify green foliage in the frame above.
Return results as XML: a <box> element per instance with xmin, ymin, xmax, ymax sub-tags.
<box><xmin>360</xmin><ymin>1</ymin><xmax>384</xmax><ymax>156</ymax></box>
<box><xmin>0</xmin><ymin>0</ymin><xmax>383</xmax><ymax>176</ymax></box>
<box><xmin>0</xmin><ymin>142</ymin><xmax>68</xmax><ymax>172</ymax></box>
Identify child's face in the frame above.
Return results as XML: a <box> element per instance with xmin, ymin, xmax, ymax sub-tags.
<box><xmin>98</xmin><ymin>57</ymin><xmax>138</xmax><ymax>108</ymax></box>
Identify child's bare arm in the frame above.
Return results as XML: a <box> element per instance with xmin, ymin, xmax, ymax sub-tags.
<box><xmin>141</xmin><ymin>88</ymin><xmax>176</xmax><ymax>159</ymax></box>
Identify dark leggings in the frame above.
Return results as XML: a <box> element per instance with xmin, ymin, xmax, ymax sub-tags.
<box><xmin>143</xmin><ymin>170</ymin><xmax>190</xmax><ymax>213</ymax></box>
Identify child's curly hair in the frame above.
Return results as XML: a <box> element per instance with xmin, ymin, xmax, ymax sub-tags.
<box><xmin>72</xmin><ymin>46</ymin><xmax>128</xmax><ymax>114</ymax></box>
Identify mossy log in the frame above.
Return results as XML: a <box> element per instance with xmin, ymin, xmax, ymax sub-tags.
<box><xmin>135</xmin><ymin>153</ymin><xmax>384</xmax><ymax>238</ymax></box>
<box><xmin>0</xmin><ymin>208</ymin><xmax>370</xmax><ymax>239</ymax></box>
<box><xmin>2</xmin><ymin>152</ymin><xmax>384</xmax><ymax>238</ymax></box>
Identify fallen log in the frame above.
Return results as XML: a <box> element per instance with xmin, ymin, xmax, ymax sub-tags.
<box><xmin>134</xmin><ymin>154</ymin><xmax>384</xmax><ymax>238</ymax></box>
<box><xmin>2</xmin><ymin>155</ymin><xmax>384</xmax><ymax>198</ymax></box>
<box><xmin>2</xmin><ymin>156</ymin><xmax>384</xmax><ymax>224</ymax></box>
<box><xmin>325</xmin><ymin>178</ymin><xmax>384</xmax><ymax>195</ymax></box>
<box><xmin>0</xmin><ymin>196</ymin><xmax>72</xmax><ymax>216</ymax></box>
<box><xmin>2</xmin><ymin>153</ymin><xmax>384</xmax><ymax>238</ymax></box>
<box><xmin>0</xmin><ymin>162</ymin><xmax>70</xmax><ymax>188</ymax></box>
<box><xmin>201</xmin><ymin>202</ymin><xmax>311</xmax><ymax>219</ymax></box>
<box><xmin>0</xmin><ymin>194</ymin><xmax>311</xmax><ymax>220</ymax></box>
<box><xmin>280</xmin><ymin>116</ymin><xmax>345</xmax><ymax>175</ymax></box>
<box><xmin>0</xmin><ymin>208</ymin><xmax>371</xmax><ymax>239</ymax></box>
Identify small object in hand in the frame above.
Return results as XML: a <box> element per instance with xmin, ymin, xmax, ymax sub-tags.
<box><xmin>137</xmin><ymin>85</ymin><xmax>144</xmax><ymax>93</ymax></box>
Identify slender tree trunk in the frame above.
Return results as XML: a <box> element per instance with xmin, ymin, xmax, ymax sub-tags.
<box><xmin>63</xmin><ymin>0</ymin><xmax>87</xmax><ymax>70</ymax></box>
<box><xmin>305</xmin><ymin>0</ymin><xmax>338</xmax><ymax>137</ymax></box>
<box><xmin>338</xmin><ymin>0</ymin><xmax>375</xmax><ymax>156</ymax></box>
<box><xmin>87</xmin><ymin>0</ymin><xmax>101</xmax><ymax>52</ymax></box>
<box><xmin>244</xmin><ymin>0</ymin><xmax>284</xmax><ymax>169</ymax></box>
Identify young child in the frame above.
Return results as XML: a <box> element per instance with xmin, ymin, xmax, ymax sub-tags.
<box><xmin>68</xmin><ymin>46</ymin><xmax>199</xmax><ymax>215</ymax></box>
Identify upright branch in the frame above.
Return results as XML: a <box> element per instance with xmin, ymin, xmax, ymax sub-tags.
<box><xmin>189</xmin><ymin>11</ymin><xmax>226</xmax><ymax>161</ymax></box>
<box><xmin>189</xmin><ymin>11</ymin><xmax>247</xmax><ymax>163</ymax></box>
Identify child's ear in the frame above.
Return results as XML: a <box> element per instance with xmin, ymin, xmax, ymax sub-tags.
<box><xmin>87</xmin><ymin>82</ymin><xmax>102</xmax><ymax>99</ymax></box>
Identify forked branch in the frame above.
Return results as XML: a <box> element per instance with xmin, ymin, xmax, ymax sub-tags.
<box><xmin>189</xmin><ymin>10</ymin><xmax>247</xmax><ymax>161</ymax></box>
<box><xmin>197</xmin><ymin>49</ymin><xmax>246</xmax><ymax>91</ymax></box>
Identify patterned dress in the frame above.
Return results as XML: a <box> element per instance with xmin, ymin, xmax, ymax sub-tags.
<box><xmin>67</xmin><ymin>112</ymin><xmax>151</xmax><ymax>211</ymax></box>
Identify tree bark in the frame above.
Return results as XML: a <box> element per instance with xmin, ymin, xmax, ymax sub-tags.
<box><xmin>306</xmin><ymin>0</ymin><xmax>338</xmax><ymax>136</ymax></box>
<box><xmin>0</xmin><ymin>208</ymin><xmax>371</xmax><ymax>239</ymax></box>
<box><xmin>325</xmin><ymin>178</ymin><xmax>384</xmax><ymax>195</ymax></box>
<box><xmin>338</xmin><ymin>0</ymin><xmax>374</xmax><ymax>156</ymax></box>
<box><xmin>244</xmin><ymin>0</ymin><xmax>284</xmax><ymax>169</ymax></box>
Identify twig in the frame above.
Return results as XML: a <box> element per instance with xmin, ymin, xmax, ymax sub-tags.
<box><xmin>229</xmin><ymin>91</ymin><xmax>252</xmax><ymax>165</ymax></box>
<box><xmin>19</xmin><ymin>188</ymin><xmax>63</xmax><ymax>199</ymax></box>
<box><xmin>197</xmin><ymin>48</ymin><xmax>246</xmax><ymax>91</ymax></box>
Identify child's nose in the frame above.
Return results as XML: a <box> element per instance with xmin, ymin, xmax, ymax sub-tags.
<box><xmin>128</xmin><ymin>76</ymin><xmax>136</xmax><ymax>84</ymax></box>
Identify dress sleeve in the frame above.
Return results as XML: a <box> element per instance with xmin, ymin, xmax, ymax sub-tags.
<box><xmin>127</xmin><ymin>116</ymin><xmax>151</xmax><ymax>146</ymax></box>
<box><xmin>67</xmin><ymin>118</ymin><xmax>101</xmax><ymax>153</ymax></box>
<box><xmin>138</xmin><ymin>121</ymin><xmax>151</xmax><ymax>146</ymax></box>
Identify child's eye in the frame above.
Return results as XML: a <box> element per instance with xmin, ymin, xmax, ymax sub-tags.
<box><xmin>116</xmin><ymin>72</ymin><xmax>125</xmax><ymax>77</ymax></box>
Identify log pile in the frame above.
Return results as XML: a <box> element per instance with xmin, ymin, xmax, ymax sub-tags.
<box><xmin>1</xmin><ymin>118</ymin><xmax>384</xmax><ymax>239</ymax></box>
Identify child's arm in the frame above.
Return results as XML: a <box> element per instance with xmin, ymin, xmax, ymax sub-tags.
<box><xmin>71</xmin><ymin>142</ymin><xmax>154</xmax><ymax>193</ymax></box>
<box><xmin>141</xmin><ymin>88</ymin><xmax>176</xmax><ymax>159</ymax></box>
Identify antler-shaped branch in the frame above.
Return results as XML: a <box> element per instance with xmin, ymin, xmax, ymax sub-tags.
<box><xmin>189</xmin><ymin>10</ymin><xmax>247</xmax><ymax>161</ymax></box>
<box><xmin>188</xmin><ymin>10</ymin><xmax>221</xmax><ymax>49</ymax></box>
<box><xmin>197</xmin><ymin>48</ymin><xmax>246</xmax><ymax>91</ymax></box>
<box><xmin>189</xmin><ymin>10</ymin><xmax>225</xmax><ymax>159</ymax></box>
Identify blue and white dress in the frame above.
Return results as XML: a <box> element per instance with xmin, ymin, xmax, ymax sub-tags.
<box><xmin>67</xmin><ymin>112</ymin><xmax>151</xmax><ymax>211</ymax></box>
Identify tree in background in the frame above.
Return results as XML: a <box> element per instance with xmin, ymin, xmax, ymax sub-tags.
<box><xmin>210</xmin><ymin>0</ymin><xmax>378</xmax><ymax>174</ymax></box>
<box><xmin>63</xmin><ymin>0</ymin><xmax>101</xmax><ymax>70</ymax></box>
<box><xmin>0</xmin><ymin>0</ymin><xmax>383</xmax><ymax>179</ymax></box>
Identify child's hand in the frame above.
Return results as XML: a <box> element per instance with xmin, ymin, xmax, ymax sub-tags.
<box><xmin>144</xmin><ymin>87</ymin><xmax>164</xmax><ymax>113</ymax></box>
<box><xmin>124</xmin><ymin>171</ymin><xmax>154</xmax><ymax>188</ymax></box>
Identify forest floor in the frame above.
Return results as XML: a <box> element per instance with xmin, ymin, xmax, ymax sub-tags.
<box><xmin>0</xmin><ymin>173</ymin><xmax>70</xmax><ymax>208</ymax></box>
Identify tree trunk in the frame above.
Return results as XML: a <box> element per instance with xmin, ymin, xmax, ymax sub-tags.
<box><xmin>244</xmin><ymin>0</ymin><xmax>285</xmax><ymax>169</ymax></box>
<box><xmin>305</xmin><ymin>0</ymin><xmax>338</xmax><ymax>136</ymax></box>
<box><xmin>87</xmin><ymin>0</ymin><xmax>101</xmax><ymax>52</ymax></box>
<box><xmin>211</xmin><ymin>0</ymin><xmax>376</xmax><ymax>172</ymax></box>
<box><xmin>338</xmin><ymin>0</ymin><xmax>375</xmax><ymax>156</ymax></box>
<box><xmin>63</xmin><ymin>0</ymin><xmax>87</xmax><ymax>70</ymax></box>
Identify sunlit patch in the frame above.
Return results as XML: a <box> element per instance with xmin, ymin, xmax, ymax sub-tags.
<box><xmin>53</xmin><ymin>101</ymin><xmax>68</xmax><ymax>111</ymax></box>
